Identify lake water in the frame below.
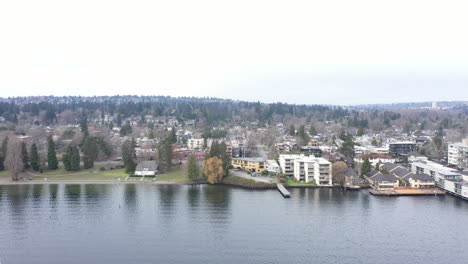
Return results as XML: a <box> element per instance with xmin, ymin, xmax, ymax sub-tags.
<box><xmin>1</xmin><ymin>184</ymin><xmax>468</xmax><ymax>264</ymax></box>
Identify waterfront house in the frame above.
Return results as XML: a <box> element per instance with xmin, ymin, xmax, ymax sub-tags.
<box><xmin>402</xmin><ymin>173</ymin><xmax>435</xmax><ymax>188</ymax></box>
<box><xmin>378</xmin><ymin>163</ymin><xmax>436</xmax><ymax>189</ymax></box>
<box><xmin>266</xmin><ymin>160</ymin><xmax>281</xmax><ymax>174</ymax></box>
<box><xmin>366</xmin><ymin>171</ymin><xmax>399</xmax><ymax>190</ymax></box>
<box><xmin>134</xmin><ymin>161</ymin><xmax>158</xmax><ymax>176</ymax></box>
<box><xmin>344</xmin><ymin>167</ymin><xmax>360</xmax><ymax>189</ymax></box>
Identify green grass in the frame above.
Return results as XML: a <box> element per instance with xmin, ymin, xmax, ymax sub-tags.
<box><xmin>0</xmin><ymin>167</ymin><xmax>126</xmax><ymax>182</ymax></box>
<box><xmin>283</xmin><ymin>177</ymin><xmax>317</xmax><ymax>186</ymax></box>
<box><xmin>30</xmin><ymin>168</ymin><xmax>127</xmax><ymax>181</ymax></box>
<box><xmin>154</xmin><ymin>167</ymin><xmax>189</xmax><ymax>183</ymax></box>
<box><xmin>0</xmin><ymin>170</ymin><xmax>11</xmax><ymax>178</ymax></box>
<box><xmin>1</xmin><ymin>165</ymin><xmax>188</xmax><ymax>184</ymax></box>
<box><xmin>37</xmin><ymin>163</ymin><xmax>116</xmax><ymax>176</ymax></box>
<box><xmin>222</xmin><ymin>175</ymin><xmax>275</xmax><ymax>188</ymax></box>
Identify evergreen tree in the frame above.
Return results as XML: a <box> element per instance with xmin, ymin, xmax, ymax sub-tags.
<box><xmin>208</xmin><ymin>141</ymin><xmax>229</xmax><ymax>177</ymax></box>
<box><xmin>122</xmin><ymin>139</ymin><xmax>137</xmax><ymax>174</ymax></box>
<box><xmin>360</xmin><ymin>157</ymin><xmax>371</xmax><ymax>178</ymax></box>
<box><xmin>21</xmin><ymin>141</ymin><xmax>30</xmax><ymax>170</ymax></box>
<box><xmin>30</xmin><ymin>143</ymin><xmax>40</xmax><ymax>171</ymax></box>
<box><xmin>0</xmin><ymin>155</ymin><xmax>4</xmax><ymax>171</ymax></box>
<box><xmin>289</xmin><ymin>125</ymin><xmax>296</xmax><ymax>136</ymax></box>
<box><xmin>47</xmin><ymin>136</ymin><xmax>58</xmax><ymax>170</ymax></box>
<box><xmin>1</xmin><ymin>136</ymin><xmax>8</xmax><ymax>158</ymax></box>
<box><xmin>357</xmin><ymin>127</ymin><xmax>365</xmax><ymax>137</ymax></box>
<box><xmin>309</xmin><ymin>125</ymin><xmax>317</xmax><ymax>136</ymax></box>
<box><xmin>120</xmin><ymin>122</ymin><xmax>133</xmax><ymax>136</ymax></box>
<box><xmin>375</xmin><ymin>160</ymin><xmax>382</xmax><ymax>171</ymax></box>
<box><xmin>158</xmin><ymin>138</ymin><xmax>173</xmax><ymax>173</ymax></box>
<box><xmin>339</xmin><ymin>132</ymin><xmax>355</xmax><ymax>158</ymax></box>
<box><xmin>71</xmin><ymin>145</ymin><xmax>81</xmax><ymax>171</ymax></box>
<box><xmin>168</xmin><ymin>128</ymin><xmax>177</xmax><ymax>144</ymax></box>
<box><xmin>63</xmin><ymin>145</ymin><xmax>73</xmax><ymax>171</ymax></box>
<box><xmin>148</xmin><ymin>130</ymin><xmax>154</xmax><ymax>139</ymax></box>
<box><xmin>117</xmin><ymin>114</ymin><xmax>122</xmax><ymax>127</ymax></box>
<box><xmin>298</xmin><ymin>125</ymin><xmax>310</xmax><ymax>144</ymax></box>
<box><xmin>209</xmin><ymin>141</ymin><xmax>220</xmax><ymax>157</ymax></box>
<box><xmin>82</xmin><ymin>136</ymin><xmax>97</xmax><ymax>169</ymax></box>
<box><xmin>80</xmin><ymin>116</ymin><xmax>88</xmax><ymax>134</ymax></box>
<box><xmin>187</xmin><ymin>154</ymin><xmax>201</xmax><ymax>181</ymax></box>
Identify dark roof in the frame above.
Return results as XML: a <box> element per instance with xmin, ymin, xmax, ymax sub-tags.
<box><xmin>368</xmin><ymin>170</ymin><xmax>380</xmax><ymax>177</ymax></box>
<box><xmin>371</xmin><ymin>173</ymin><xmax>398</xmax><ymax>182</ymax></box>
<box><xmin>345</xmin><ymin>167</ymin><xmax>358</xmax><ymax>177</ymax></box>
<box><xmin>355</xmin><ymin>154</ymin><xmax>393</xmax><ymax>159</ymax></box>
<box><xmin>135</xmin><ymin>160</ymin><xmax>158</xmax><ymax>171</ymax></box>
<box><xmin>403</xmin><ymin>173</ymin><xmax>433</xmax><ymax>182</ymax></box>
<box><xmin>382</xmin><ymin>163</ymin><xmax>399</xmax><ymax>171</ymax></box>
<box><xmin>391</xmin><ymin>167</ymin><xmax>411</xmax><ymax>177</ymax></box>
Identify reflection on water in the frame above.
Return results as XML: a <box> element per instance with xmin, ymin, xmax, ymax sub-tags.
<box><xmin>124</xmin><ymin>184</ymin><xmax>138</xmax><ymax>216</ymax></box>
<box><xmin>0</xmin><ymin>184</ymin><xmax>468</xmax><ymax>264</ymax></box>
<box><xmin>65</xmin><ymin>184</ymin><xmax>81</xmax><ymax>203</ymax></box>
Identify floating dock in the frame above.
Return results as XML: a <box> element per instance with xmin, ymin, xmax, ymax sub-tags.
<box><xmin>277</xmin><ymin>184</ymin><xmax>291</xmax><ymax>198</ymax></box>
<box><xmin>369</xmin><ymin>188</ymin><xmax>445</xmax><ymax>196</ymax></box>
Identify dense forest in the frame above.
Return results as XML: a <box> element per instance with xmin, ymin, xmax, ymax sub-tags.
<box><xmin>0</xmin><ymin>96</ymin><xmax>349</xmax><ymax>126</ymax></box>
<box><xmin>0</xmin><ymin>96</ymin><xmax>467</xmax><ymax>138</ymax></box>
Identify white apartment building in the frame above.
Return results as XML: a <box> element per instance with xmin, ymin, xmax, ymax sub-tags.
<box><xmin>187</xmin><ymin>138</ymin><xmax>204</xmax><ymax>151</ymax></box>
<box><xmin>279</xmin><ymin>154</ymin><xmax>332</xmax><ymax>185</ymax></box>
<box><xmin>448</xmin><ymin>138</ymin><xmax>468</xmax><ymax>169</ymax></box>
<box><xmin>411</xmin><ymin>160</ymin><xmax>468</xmax><ymax>200</ymax></box>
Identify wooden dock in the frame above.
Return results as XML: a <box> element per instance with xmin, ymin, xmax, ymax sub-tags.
<box><xmin>369</xmin><ymin>188</ymin><xmax>445</xmax><ymax>196</ymax></box>
<box><xmin>277</xmin><ymin>184</ymin><xmax>291</xmax><ymax>198</ymax></box>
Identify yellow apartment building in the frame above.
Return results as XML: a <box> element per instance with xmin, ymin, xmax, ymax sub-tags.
<box><xmin>231</xmin><ymin>158</ymin><xmax>266</xmax><ymax>173</ymax></box>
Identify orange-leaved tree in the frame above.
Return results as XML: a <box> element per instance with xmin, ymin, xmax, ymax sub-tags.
<box><xmin>202</xmin><ymin>156</ymin><xmax>225</xmax><ymax>184</ymax></box>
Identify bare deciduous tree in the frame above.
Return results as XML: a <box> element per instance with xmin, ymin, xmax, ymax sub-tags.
<box><xmin>5</xmin><ymin>137</ymin><xmax>23</xmax><ymax>181</ymax></box>
<box><xmin>332</xmin><ymin>161</ymin><xmax>348</xmax><ymax>187</ymax></box>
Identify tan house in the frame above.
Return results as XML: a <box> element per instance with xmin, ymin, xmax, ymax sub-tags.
<box><xmin>402</xmin><ymin>173</ymin><xmax>435</xmax><ymax>188</ymax></box>
<box><xmin>366</xmin><ymin>171</ymin><xmax>399</xmax><ymax>190</ymax></box>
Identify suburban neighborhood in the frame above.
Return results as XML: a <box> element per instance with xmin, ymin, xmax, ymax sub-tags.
<box><xmin>0</xmin><ymin>96</ymin><xmax>467</xmax><ymax>201</ymax></box>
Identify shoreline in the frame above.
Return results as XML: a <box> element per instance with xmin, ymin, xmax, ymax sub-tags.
<box><xmin>0</xmin><ymin>179</ymin><xmax>343</xmax><ymax>190</ymax></box>
<box><xmin>0</xmin><ymin>179</ymin><xmax>185</xmax><ymax>186</ymax></box>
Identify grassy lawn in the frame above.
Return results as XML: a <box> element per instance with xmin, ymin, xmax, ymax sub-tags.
<box><xmin>223</xmin><ymin>175</ymin><xmax>275</xmax><ymax>188</ymax></box>
<box><xmin>0</xmin><ymin>167</ymin><xmax>126</xmax><ymax>182</ymax></box>
<box><xmin>154</xmin><ymin>167</ymin><xmax>189</xmax><ymax>183</ymax></box>
<box><xmin>283</xmin><ymin>177</ymin><xmax>317</xmax><ymax>186</ymax></box>
<box><xmin>1</xmin><ymin>165</ymin><xmax>187</xmax><ymax>184</ymax></box>
<box><xmin>0</xmin><ymin>170</ymin><xmax>11</xmax><ymax>178</ymax></box>
<box><xmin>31</xmin><ymin>169</ymin><xmax>127</xmax><ymax>181</ymax></box>
<box><xmin>36</xmin><ymin>163</ymin><xmax>117</xmax><ymax>176</ymax></box>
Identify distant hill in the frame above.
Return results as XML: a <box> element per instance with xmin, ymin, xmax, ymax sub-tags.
<box><xmin>350</xmin><ymin>101</ymin><xmax>468</xmax><ymax>110</ymax></box>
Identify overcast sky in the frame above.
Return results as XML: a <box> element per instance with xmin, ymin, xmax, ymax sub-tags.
<box><xmin>1</xmin><ymin>0</ymin><xmax>467</xmax><ymax>105</ymax></box>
